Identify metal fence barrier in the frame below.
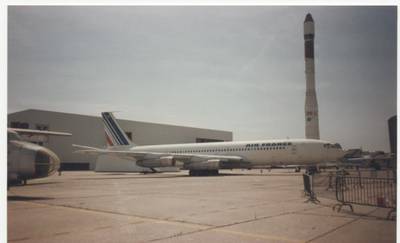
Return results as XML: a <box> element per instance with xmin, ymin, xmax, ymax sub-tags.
<box><xmin>304</xmin><ymin>169</ymin><xmax>396</xmax><ymax>219</ymax></box>
<box><xmin>333</xmin><ymin>176</ymin><xmax>396</xmax><ymax>219</ymax></box>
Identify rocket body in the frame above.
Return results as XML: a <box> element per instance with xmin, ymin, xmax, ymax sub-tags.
<box><xmin>304</xmin><ymin>14</ymin><xmax>320</xmax><ymax>139</ymax></box>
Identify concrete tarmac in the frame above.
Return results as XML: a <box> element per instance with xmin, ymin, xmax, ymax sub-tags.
<box><xmin>8</xmin><ymin>170</ymin><xmax>396</xmax><ymax>243</ymax></box>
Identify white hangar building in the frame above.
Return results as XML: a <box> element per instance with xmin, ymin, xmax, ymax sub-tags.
<box><xmin>8</xmin><ymin>109</ymin><xmax>233</xmax><ymax>172</ymax></box>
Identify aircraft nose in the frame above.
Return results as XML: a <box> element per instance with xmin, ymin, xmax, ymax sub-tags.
<box><xmin>35</xmin><ymin>148</ymin><xmax>60</xmax><ymax>178</ymax></box>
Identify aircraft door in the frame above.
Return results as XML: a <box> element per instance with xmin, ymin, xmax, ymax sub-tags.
<box><xmin>291</xmin><ymin>145</ymin><xmax>297</xmax><ymax>155</ymax></box>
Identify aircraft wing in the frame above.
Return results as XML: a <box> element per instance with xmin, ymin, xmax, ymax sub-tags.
<box><xmin>10</xmin><ymin>128</ymin><xmax>72</xmax><ymax>136</ymax></box>
<box><xmin>73</xmin><ymin>144</ymin><xmax>166</xmax><ymax>160</ymax></box>
<box><xmin>73</xmin><ymin>144</ymin><xmax>243</xmax><ymax>163</ymax></box>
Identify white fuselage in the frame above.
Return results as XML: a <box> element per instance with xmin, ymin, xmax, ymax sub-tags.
<box><xmin>123</xmin><ymin>138</ymin><xmax>344</xmax><ymax>167</ymax></box>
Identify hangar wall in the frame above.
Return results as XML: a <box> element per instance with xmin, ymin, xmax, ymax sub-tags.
<box><xmin>8</xmin><ymin>109</ymin><xmax>233</xmax><ymax>171</ymax></box>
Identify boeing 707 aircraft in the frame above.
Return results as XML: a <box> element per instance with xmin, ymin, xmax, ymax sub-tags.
<box><xmin>74</xmin><ymin>112</ymin><xmax>345</xmax><ymax>176</ymax></box>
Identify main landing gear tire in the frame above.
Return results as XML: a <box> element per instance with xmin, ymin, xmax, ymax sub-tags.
<box><xmin>189</xmin><ymin>170</ymin><xmax>219</xmax><ymax>176</ymax></box>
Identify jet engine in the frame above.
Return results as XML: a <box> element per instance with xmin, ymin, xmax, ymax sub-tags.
<box><xmin>184</xmin><ymin>159</ymin><xmax>221</xmax><ymax>170</ymax></box>
<box><xmin>136</xmin><ymin>156</ymin><xmax>176</xmax><ymax>168</ymax></box>
<box><xmin>8</xmin><ymin>141</ymin><xmax>60</xmax><ymax>184</ymax></box>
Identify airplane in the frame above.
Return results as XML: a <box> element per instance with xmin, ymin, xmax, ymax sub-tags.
<box><xmin>8</xmin><ymin>128</ymin><xmax>71</xmax><ymax>186</ymax></box>
<box><xmin>74</xmin><ymin>112</ymin><xmax>345</xmax><ymax>176</ymax></box>
<box><xmin>342</xmin><ymin>152</ymin><xmax>394</xmax><ymax>169</ymax></box>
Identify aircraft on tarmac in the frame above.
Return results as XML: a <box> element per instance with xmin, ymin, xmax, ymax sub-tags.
<box><xmin>8</xmin><ymin>128</ymin><xmax>71</xmax><ymax>185</ymax></box>
<box><xmin>74</xmin><ymin>112</ymin><xmax>345</xmax><ymax>176</ymax></box>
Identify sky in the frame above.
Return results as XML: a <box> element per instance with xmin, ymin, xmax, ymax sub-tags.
<box><xmin>7</xmin><ymin>6</ymin><xmax>397</xmax><ymax>152</ymax></box>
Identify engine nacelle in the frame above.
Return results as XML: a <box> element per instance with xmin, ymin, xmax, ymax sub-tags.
<box><xmin>8</xmin><ymin>141</ymin><xmax>60</xmax><ymax>182</ymax></box>
<box><xmin>137</xmin><ymin>156</ymin><xmax>176</xmax><ymax>168</ymax></box>
<box><xmin>184</xmin><ymin>159</ymin><xmax>221</xmax><ymax>170</ymax></box>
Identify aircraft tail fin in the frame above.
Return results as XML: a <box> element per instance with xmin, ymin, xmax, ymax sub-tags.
<box><xmin>101</xmin><ymin>112</ymin><xmax>134</xmax><ymax>147</ymax></box>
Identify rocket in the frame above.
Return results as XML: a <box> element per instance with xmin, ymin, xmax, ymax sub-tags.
<box><xmin>304</xmin><ymin>13</ymin><xmax>320</xmax><ymax>139</ymax></box>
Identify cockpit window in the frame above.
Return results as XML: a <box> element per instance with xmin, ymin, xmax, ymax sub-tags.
<box><xmin>334</xmin><ymin>143</ymin><xmax>342</xmax><ymax>149</ymax></box>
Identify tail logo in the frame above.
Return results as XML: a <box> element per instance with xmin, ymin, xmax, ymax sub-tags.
<box><xmin>101</xmin><ymin>112</ymin><xmax>132</xmax><ymax>146</ymax></box>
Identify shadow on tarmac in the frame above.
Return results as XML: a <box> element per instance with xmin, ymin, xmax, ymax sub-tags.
<box><xmin>75</xmin><ymin>175</ymin><xmax>188</xmax><ymax>180</ymax></box>
<box><xmin>24</xmin><ymin>182</ymin><xmax>61</xmax><ymax>186</ymax></box>
<box><xmin>74</xmin><ymin>172</ymin><xmax>259</xmax><ymax>180</ymax></box>
<box><xmin>8</xmin><ymin>195</ymin><xmax>54</xmax><ymax>201</ymax></box>
<box><xmin>74</xmin><ymin>172</ymin><xmax>300</xmax><ymax>180</ymax></box>
<box><xmin>9</xmin><ymin>181</ymin><xmax>61</xmax><ymax>187</ymax></box>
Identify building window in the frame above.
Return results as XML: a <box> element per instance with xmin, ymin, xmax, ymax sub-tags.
<box><xmin>10</xmin><ymin>121</ymin><xmax>29</xmax><ymax>129</ymax></box>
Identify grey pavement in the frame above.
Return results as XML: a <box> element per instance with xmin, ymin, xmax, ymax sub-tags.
<box><xmin>8</xmin><ymin>170</ymin><xmax>396</xmax><ymax>243</ymax></box>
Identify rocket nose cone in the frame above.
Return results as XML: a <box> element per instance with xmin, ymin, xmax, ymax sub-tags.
<box><xmin>304</xmin><ymin>13</ymin><xmax>314</xmax><ymax>23</ymax></box>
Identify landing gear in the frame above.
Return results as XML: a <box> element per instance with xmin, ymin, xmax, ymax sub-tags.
<box><xmin>305</xmin><ymin>166</ymin><xmax>318</xmax><ymax>175</ymax></box>
<box><xmin>189</xmin><ymin>170</ymin><xmax>219</xmax><ymax>176</ymax></box>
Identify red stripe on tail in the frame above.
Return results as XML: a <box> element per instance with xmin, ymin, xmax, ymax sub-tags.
<box><xmin>105</xmin><ymin>132</ymin><xmax>114</xmax><ymax>146</ymax></box>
